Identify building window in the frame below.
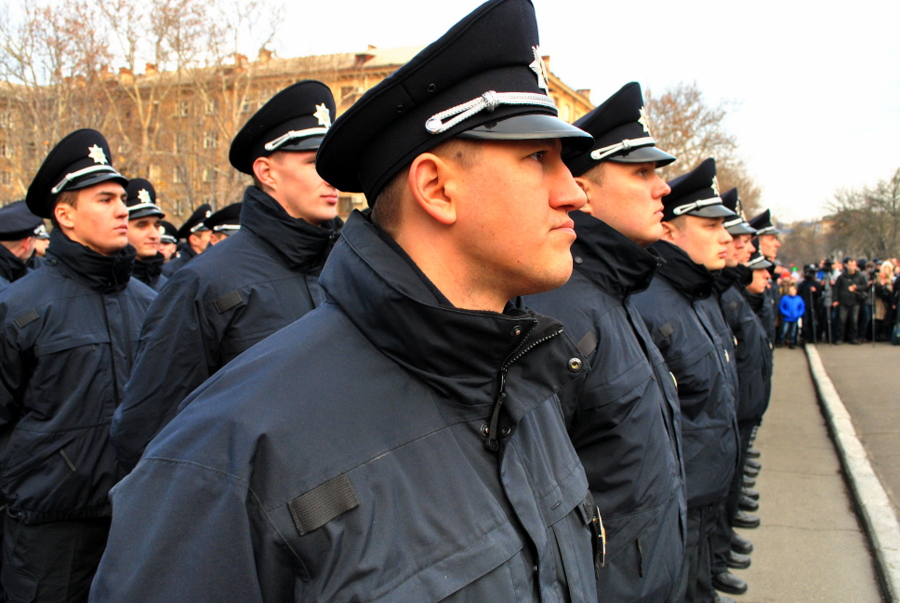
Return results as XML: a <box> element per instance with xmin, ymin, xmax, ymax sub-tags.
<box><xmin>0</xmin><ymin>171</ymin><xmax>12</xmax><ymax>185</ymax></box>
<box><xmin>148</xmin><ymin>164</ymin><xmax>161</xmax><ymax>181</ymax></box>
<box><xmin>203</xmin><ymin>167</ymin><xmax>217</xmax><ymax>182</ymax></box>
<box><xmin>178</xmin><ymin>100</ymin><xmax>190</xmax><ymax>117</ymax></box>
<box><xmin>205</xmin><ymin>99</ymin><xmax>217</xmax><ymax>115</ymax></box>
<box><xmin>0</xmin><ymin>142</ymin><xmax>10</xmax><ymax>158</ymax></box>
<box><xmin>203</xmin><ymin>131</ymin><xmax>218</xmax><ymax>149</ymax></box>
<box><xmin>240</xmin><ymin>99</ymin><xmax>252</xmax><ymax>113</ymax></box>
<box><xmin>173</xmin><ymin>167</ymin><xmax>183</xmax><ymax>183</ymax></box>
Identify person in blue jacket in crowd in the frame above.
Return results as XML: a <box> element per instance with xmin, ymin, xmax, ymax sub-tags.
<box><xmin>779</xmin><ymin>285</ymin><xmax>805</xmax><ymax>348</ymax></box>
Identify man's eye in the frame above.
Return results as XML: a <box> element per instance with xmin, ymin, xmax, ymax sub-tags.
<box><xmin>530</xmin><ymin>151</ymin><xmax>545</xmax><ymax>161</ymax></box>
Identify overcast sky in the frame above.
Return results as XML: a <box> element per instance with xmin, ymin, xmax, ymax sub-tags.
<box><xmin>275</xmin><ymin>0</ymin><xmax>900</xmax><ymax>223</ymax></box>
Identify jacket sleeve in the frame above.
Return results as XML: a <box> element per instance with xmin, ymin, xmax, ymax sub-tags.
<box><xmin>0</xmin><ymin>301</ymin><xmax>27</xmax><ymax>429</ymax></box>
<box><xmin>89</xmin><ymin>458</ymin><xmax>289</xmax><ymax>602</ymax></box>
<box><xmin>111</xmin><ymin>270</ymin><xmax>215</xmax><ymax>472</ymax></box>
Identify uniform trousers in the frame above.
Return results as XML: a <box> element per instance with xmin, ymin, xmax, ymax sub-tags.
<box><xmin>2</xmin><ymin>514</ymin><xmax>110</xmax><ymax>603</ymax></box>
<box><xmin>711</xmin><ymin>422</ymin><xmax>754</xmax><ymax>575</ymax></box>
<box><xmin>672</xmin><ymin>502</ymin><xmax>719</xmax><ymax>603</ymax></box>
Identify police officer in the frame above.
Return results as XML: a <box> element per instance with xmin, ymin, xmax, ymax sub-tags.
<box><xmin>204</xmin><ymin>201</ymin><xmax>241</xmax><ymax>245</ymax></box>
<box><xmin>524</xmin><ymin>82</ymin><xmax>687</xmax><ymax>602</ymax></box>
<box><xmin>92</xmin><ymin>0</ymin><xmax>601</xmax><ymax>599</ymax></box>
<box><xmin>708</xmin><ymin>189</ymin><xmax>768</xmax><ymax>597</ymax></box>
<box><xmin>0</xmin><ymin>201</ymin><xmax>44</xmax><ymax>289</ymax></box>
<box><xmin>0</xmin><ymin>129</ymin><xmax>156</xmax><ymax>602</ymax></box>
<box><xmin>747</xmin><ymin>210</ymin><xmax>781</xmax><ymax>345</ymax></box>
<box><xmin>112</xmin><ymin>80</ymin><xmax>344</xmax><ymax>471</ymax></box>
<box><xmin>160</xmin><ymin>203</ymin><xmax>211</xmax><ymax>276</ymax></box>
<box><xmin>158</xmin><ymin>220</ymin><xmax>178</xmax><ymax>262</ymax></box>
<box><xmin>632</xmin><ymin>158</ymin><xmax>740</xmax><ymax>603</ymax></box>
<box><xmin>125</xmin><ymin>178</ymin><xmax>168</xmax><ymax>292</ymax></box>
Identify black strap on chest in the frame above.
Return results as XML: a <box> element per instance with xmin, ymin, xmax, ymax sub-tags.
<box><xmin>213</xmin><ymin>291</ymin><xmax>244</xmax><ymax>314</ymax></box>
<box><xmin>288</xmin><ymin>474</ymin><xmax>360</xmax><ymax>536</ymax></box>
<box><xmin>14</xmin><ymin>309</ymin><xmax>39</xmax><ymax>329</ymax></box>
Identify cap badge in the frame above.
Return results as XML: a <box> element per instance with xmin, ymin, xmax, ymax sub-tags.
<box><xmin>638</xmin><ymin>107</ymin><xmax>652</xmax><ymax>135</ymax></box>
<box><xmin>88</xmin><ymin>144</ymin><xmax>108</xmax><ymax>165</ymax></box>
<box><xmin>313</xmin><ymin>103</ymin><xmax>332</xmax><ymax>128</ymax></box>
<box><xmin>529</xmin><ymin>46</ymin><xmax>550</xmax><ymax>95</ymax></box>
<box><xmin>711</xmin><ymin>175</ymin><xmax>720</xmax><ymax>197</ymax></box>
<box><xmin>137</xmin><ymin>189</ymin><xmax>152</xmax><ymax>204</ymax></box>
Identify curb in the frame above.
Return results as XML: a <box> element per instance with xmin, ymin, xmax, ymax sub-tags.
<box><xmin>805</xmin><ymin>344</ymin><xmax>900</xmax><ymax>603</ymax></box>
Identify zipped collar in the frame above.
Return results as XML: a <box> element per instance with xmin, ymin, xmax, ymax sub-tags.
<box><xmin>651</xmin><ymin>240</ymin><xmax>718</xmax><ymax>301</ymax></box>
<box><xmin>46</xmin><ymin>229</ymin><xmax>135</xmax><ymax>293</ymax></box>
<box><xmin>0</xmin><ymin>245</ymin><xmax>28</xmax><ymax>284</ymax></box>
<box><xmin>132</xmin><ymin>253</ymin><xmax>164</xmax><ymax>286</ymax></box>
<box><xmin>239</xmin><ymin>186</ymin><xmax>342</xmax><ymax>272</ymax></box>
<box><xmin>569</xmin><ymin>210</ymin><xmax>662</xmax><ymax>300</ymax></box>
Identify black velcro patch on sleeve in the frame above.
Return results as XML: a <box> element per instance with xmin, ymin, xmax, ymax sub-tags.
<box><xmin>213</xmin><ymin>291</ymin><xmax>243</xmax><ymax>314</ymax></box>
<box><xmin>288</xmin><ymin>474</ymin><xmax>360</xmax><ymax>536</ymax></box>
<box><xmin>14</xmin><ymin>309</ymin><xmax>39</xmax><ymax>329</ymax></box>
<box><xmin>576</xmin><ymin>330</ymin><xmax>598</xmax><ymax>358</ymax></box>
<box><xmin>658</xmin><ymin>322</ymin><xmax>675</xmax><ymax>339</ymax></box>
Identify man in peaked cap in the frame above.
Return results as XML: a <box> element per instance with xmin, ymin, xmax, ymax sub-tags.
<box><xmin>204</xmin><ymin>201</ymin><xmax>242</xmax><ymax>245</ymax></box>
<box><xmin>94</xmin><ymin>1</ymin><xmax>601</xmax><ymax>600</ymax></box>
<box><xmin>161</xmin><ymin>203</ymin><xmax>211</xmax><ymax>276</ymax></box>
<box><xmin>631</xmin><ymin>158</ymin><xmax>742</xmax><ymax>603</ymax></box>
<box><xmin>125</xmin><ymin>178</ymin><xmax>168</xmax><ymax>292</ymax></box>
<box><xmin>0</xmin><ymin>201</ymin><xmax>44</xmax><ymax>289</ymax></box>
<box><xmin>0</xmin><ymin>130</ymin><xmax>156</xmax><ymax>603</ymax></box>
<box><xmin>111</xmin><ymin>80</ymin><xmax>344</xmax><ymax>474</ymax></box>
<box><xmin>523</xmin><ymin>81</ymin><xmax>688</xmax><ymax>602</ymax></box>
<box><xmin>708</xmin><ymin>188</ymin><xmax>769</xmax><ymax>597</ymax></box>
<box><xmin>157</xmin><ymin>220</ymin><xmax>178</xmax><ymax>261</ymax></box>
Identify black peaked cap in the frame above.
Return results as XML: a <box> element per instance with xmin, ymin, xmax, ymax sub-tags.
<box><xmin>204</xmin><ymin>202</ymin><xmax>242</xmax><ymax>232</ymax></box>
<box><xmin>747</xmin><ymin>249</ymin><xmax>773</xmax><ymax>270</ymax></box>
<box><xmin>27</xmin><ymin>129</ymin><xmax>127</xmax><ymax>218</ymax></box>
<box><xmin>125</xmin><ymin>178</ymin><xmax>165</xmax><ymax>220</ymax></box>
<box><xmin>230</xmin><ymin>80</ymin><xmax>337</xmax><ymax>175</ymax></box>
<box><xmin>0</xmin><ymin>200</ymin><xmax>45</xmax><ymax>241</ymax></box>
<box><xmin>176</xmin><ymin>204</ymin><xmax>212</xmax><ymax>240</ymax></box>
<box><xmin>721</xmin><ymin>188</ymin><xmax>756</xmax><ymax>235</ymax></box>
<box><xmin>316</xmin><ymin>0</ymin><xmax>592</xmax><ymax>202</ymax></box>
<box><xmin>661</xmin><ymin>157</ymin><xmax>735</xmax><ymax>222</ymax></box>
<box><xmin>159</xmin><ymin>220</ymin><xmax>178</xmax><ymax>244</ymax></box>
<box><xmin>566</xmin><ymin>82</ymin><xmax>676</xmax><ymax>177</ymax></box>
<box><xmin>748</xmin><ymin>209</ymin><xmax>781</xmax><ymax>235</ymax></box>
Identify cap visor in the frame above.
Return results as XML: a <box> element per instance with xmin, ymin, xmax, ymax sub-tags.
<box><xmin>458</xmin><ymin>114</ymin><xmax>593</xmax><ymax>153</ymax></box>
<box><xmin>277</xmin><ymin>135</ymin><xmax>325</xmax><ymax>153</ymax></box>
<box><xmin>749</xmin><ymin>258</ymin><xmax>773</xmax><ymax>270</ymax></box>
<box><xmin>726</xmin><ymin>222</ymin><xmax>757</xmax><ymax>236</ymax></box>
<box><xmin>755</xmin><ymin>226</ymin><xmax>781</xmax><ymax>236</ymax></box>
<box><xmin>68</xmin><ymin>172</ymin><xmax>128</xmax><ymax>192</ymax></box>
<box><xmin>129</xmin><ymin>208</ymin><xmax>165</xmax><ymax>221</ymax></box>
<box><xmin>608</xmin><ymin>145</ymin><xmax>676</xmax><ymax>167</ymax></box>
<box><xmin>689</xmin><ymin>204</ymin><xmax>737</xmax><ymax>219</ymax></box>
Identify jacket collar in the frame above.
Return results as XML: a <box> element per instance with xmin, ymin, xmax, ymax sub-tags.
<box><xmin>569</xmin><ymin>210</ymin><xmax>661</xmax><ymax>300</ymax></box>
<box><xmin>318</xmin><ymin>211</ymin><xmax>573</xmax><ymax>404</ymax></box>
<box><xmin>132</xmin><ymin>252</ymin><xmax>164</xmax><ymax>286</ymax></box>
<box><xmin>651</xmin><ymin>239</ymin><xmax>718</xmax><ymax>301</ymax></box>
<box><xmin>239</xmin><ymin>186</ymin><xmax>342</xmax><ymax>272</ymax></box>
<box><xmin>46</xmin><ymin>229</ymin><xmax>135</xmax><ymax>293</ymax></box>
<box><xmin>0</xmin><ymin>245</ymin><xmax>29</xmax><ymax>284</ymax></box>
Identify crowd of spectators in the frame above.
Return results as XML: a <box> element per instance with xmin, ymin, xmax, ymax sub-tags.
<box><xmin>776</xmin><ymin>257</ymin><xmax>900</xmax><ymax>346</ymax></box>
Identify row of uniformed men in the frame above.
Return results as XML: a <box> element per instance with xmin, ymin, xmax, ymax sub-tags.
<box><xmin>0</xmin><ymin>0</ymin><xmax>783</xmax><ymax>601</ymax></box>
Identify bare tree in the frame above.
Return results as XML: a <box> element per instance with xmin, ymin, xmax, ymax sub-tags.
<box><xmin>827</xmin><ymin>167</ymin><xmax>900</xmax><ymax>259</ymax></box>
<box><xmin>645</xmin><ymin>81</ymin><xmax>762</xmax><ymax>217</ymax></box>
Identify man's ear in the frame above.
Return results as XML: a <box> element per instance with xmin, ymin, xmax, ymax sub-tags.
<box><xmin>407</xmin><ymin>152</ymin><xmax>457</xmax><ymax>226</ymax></box>
<box><xmin>253</xmin><ymin>157</ymin><xmax>276</xmax><ymax>191</ymax></box>
<box><xmin>54</xmin><ymin>201</ymin><xmax>75</xmax><ymax>230</ymax></box>
<box><xmin>659</xmin><ymin>220</ymin><xmax>677</xmax><ymax>243</ymax></box>
<box><xmin>574</xmin><ymin>176</ymin><xmax>593</xmax><ymax>214</ymax></box>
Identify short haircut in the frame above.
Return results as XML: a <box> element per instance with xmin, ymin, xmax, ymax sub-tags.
<box><xmin>50</xmin><ymin>190</ymin><xmax>79</xmax><ymax>228</ymax></box>
<box><xmin>371</xmin><ymin>138</ymin><xmax>481</xmax><ymax>235</ymax></box>
<box><xmin>579</xmin><ymin>162</ymin><xmax>606</xmax><ymax>187</ymax></box>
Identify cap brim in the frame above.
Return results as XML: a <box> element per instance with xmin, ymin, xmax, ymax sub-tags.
<box><xmin>68</xmin><ymin>171</ymin><xmax>128</xmax><ymax>193</ymax></box>
<box><xmin>277</xmin><ymin>135</ymin><xmax>325</xmax><ymax>153</ymax></box>
<box><xmin>755</xmin><ymin>226</ymin><xmax>781</xmax><ymax>236</ymax></box>
<box><xmin>749</xmin><ymin>257</ymin><xmax>773</xmax><ymax>270</ymax></box>
<box><xmin>458</xmin><ymin>114</ymin><xmax>594</xmax><ymax>154</ymax></box>
<box><xmin>129</xmin><ymin>208</ymin><xmax>165</xmax><ymax>221</ymax></box>
<box><xmin>725</xmin><ymin>222</ymin><xmax>757</xmax><ymax>236</ymax></box>
<box><xmin>689</xmin><ymin>204</ymin><xmax>736</xmax><ymax>219</ymax></box>
<box><xmin>608</xmin><ymin>145</ymin><xmax>676</xmax><ymax>167</ymax></box>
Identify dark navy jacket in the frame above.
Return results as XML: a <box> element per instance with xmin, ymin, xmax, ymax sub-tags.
<box><xmin>524</xmin><ymin>213</ymin><xmax>686</xmax><ymax>603</ymax></box>
<box><xmin>91</xmin><ymin>211</ymin><xmax>599</xmax><ymax>603</ymax></box>
<box><xmin>632</xmin><ymin>241</ymin><xmax>739</xmax><ymax>509</ymax></box>
<box><xmin>112</xmin><ymin>187</ymin><xmax>342</xmax><ymax>471</ymax></box>
<box><xmin>132</xmin><ymin>253</ymin><xmax>168</xmax><ymax>292</ymax></box>
<box><xmin>0</xmin><ymin>246</ymin><xmax>29</xmax><ymax>291</ymax></box>
<box><xmin>718</xmin><ymin>267</ymin><xmax>772</xmax><ymax>426</ymax></box>
<box><xmin>0</xmin><ymin>230</ymin><xmax>155</xmax><ymax>524</ymax></box>
<box><xmin>160</xmin><ymin>241</ymin><xmax>197</xmax><ymax>277</ymax></box>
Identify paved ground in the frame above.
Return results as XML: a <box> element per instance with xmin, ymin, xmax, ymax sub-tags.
<box><xmin>729</xmin><ymin>347</ymin><xmax>884</xmax><ymax>602</ymax></box>
<box><xmin>817</xmin><ymin>342</ymin><xmax>900</xmax><ymax>518</ymax></box>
